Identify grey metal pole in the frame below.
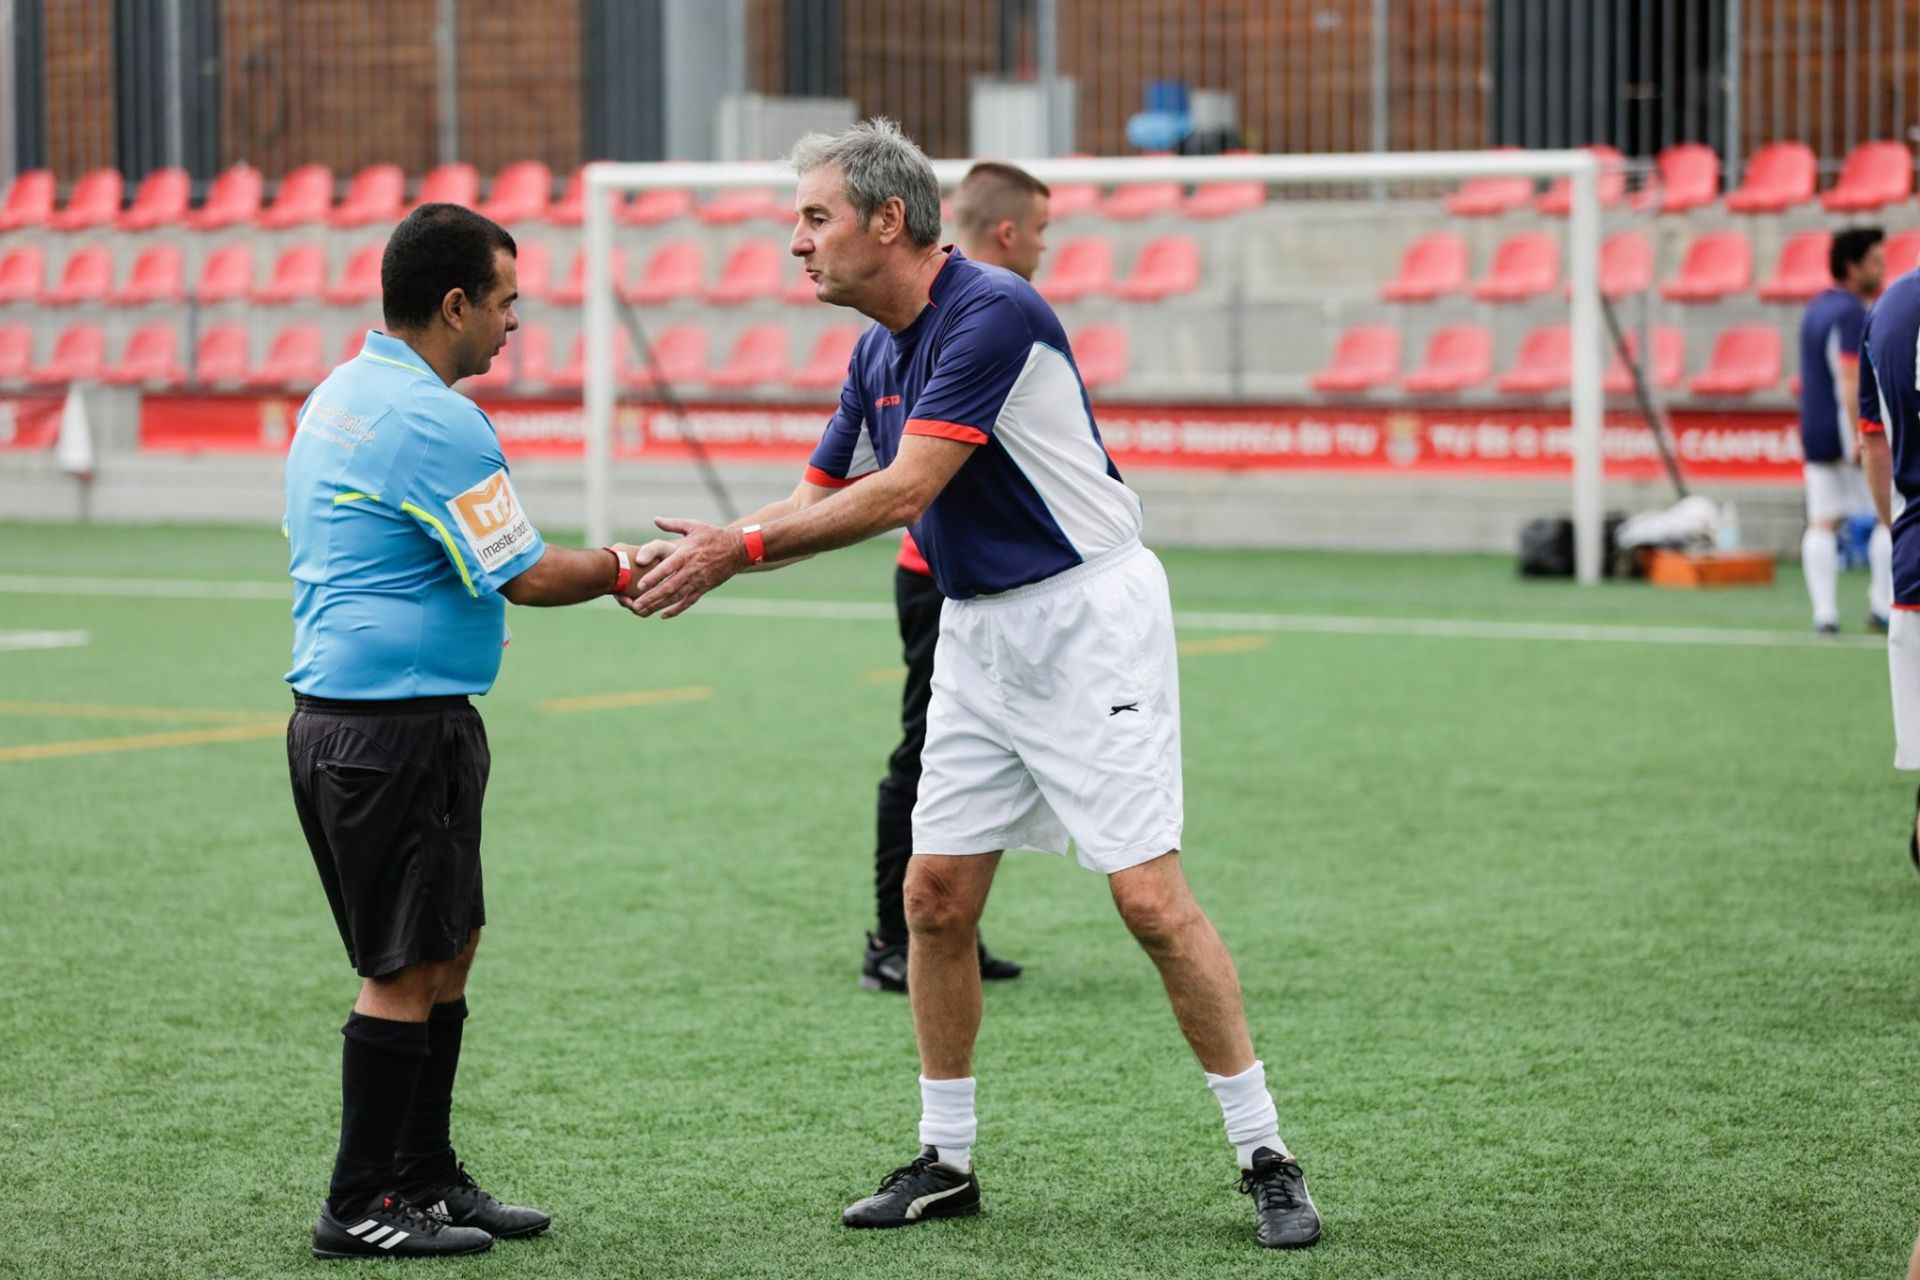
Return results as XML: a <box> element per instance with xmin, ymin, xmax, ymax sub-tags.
<box><xmin>161</xmin><ymin>0</ymin><xmax>184</xmax><ymax>169</ymax></box>
<box><xmin>1724</xmin><ymin>0</ymin><xmax>1741</xmax><ymax>188</ymax></box>
<box><xmin>0</xmin><ymin>0</ymin><xmax>16</xmax><ymax>185</ymax></box>
<box><xmin>1036</xmin><ymin>0</ymin><xmax>1060</xmax><ymax>154</ymax></box>
<box><xmin>435</xmin><ymin>0</ymin><xmax>458</xmax><ymax>166</ymax></box>
<box><xmin>1372</xmin><ymin>0</ymin><xmax>1388</xmax><ymax>153</ymax></box>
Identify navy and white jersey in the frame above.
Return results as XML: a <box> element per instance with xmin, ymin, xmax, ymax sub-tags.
<box><xmin>805</xmin><ymin>248</ymin><xmax>1144</xmax><ymax>599</ymax></box>
<box><xmin>1800</xmin><ymin>287</ymin><xmax>1867</xmax><ymax>463</ymax></box>
<box><xmin>1859</xmin><ymin>271</ymin><xmax>1920</xmax><ymax>607</ymax></box>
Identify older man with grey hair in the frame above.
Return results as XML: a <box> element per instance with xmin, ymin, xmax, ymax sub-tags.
<box><xmin>627</xmin><ymin>118</ymin><xmax>1320</xmax><ymax>1250</ymax></box>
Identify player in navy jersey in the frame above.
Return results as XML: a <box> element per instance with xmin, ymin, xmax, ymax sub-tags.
<box><xmin>1857</xmin><ymin>254</ymin><xmax>1920</xmax><ymax>867</ymax></box>
<box><xmin>860</xmin><ymin>160</ymin><xmax>1051</xmax><ymax>995</ymax></box>
<box><xmin>1799</xmin><ymin>227</ymin><xmax>1888</xmax><ymax>634</ymax></box>
<box><xmin>629</xmin><ymin>119</ymin><xmax>1319</xmax><ymax>1249</ymax></box>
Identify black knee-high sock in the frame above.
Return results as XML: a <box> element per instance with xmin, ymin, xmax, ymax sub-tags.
<box><xmin>328</xmin><ymin>1013</ymin><xmax>430</xmax><ymax>1219</ymax></box>
<box><xmin>394</xmin><ymin>998</ymin><xmax>467</xmax><ymax>1196</ymax></box>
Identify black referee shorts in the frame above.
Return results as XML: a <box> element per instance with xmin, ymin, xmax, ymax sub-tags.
<box><xmin>288</xmin><ymin>694</ymin><xmax>489</xmax><ymax>979</ymax></box>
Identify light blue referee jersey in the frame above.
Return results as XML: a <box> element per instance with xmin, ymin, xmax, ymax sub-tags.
<box><xmin>284</xmin><ymin>330</ymin><xmax>545</xmax><ymax>699</ymax></box>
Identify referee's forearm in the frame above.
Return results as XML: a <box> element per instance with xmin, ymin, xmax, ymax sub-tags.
<box><xmin>500</xmin><ymin>545</ymin><xmax>620</xmax><ymax>607</ymax></box>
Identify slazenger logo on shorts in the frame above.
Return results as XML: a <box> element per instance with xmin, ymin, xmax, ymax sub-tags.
<box><xmin>448</xmin><ymin>469</ymin><xmax>536</xmax><ymax>574</ymax></box>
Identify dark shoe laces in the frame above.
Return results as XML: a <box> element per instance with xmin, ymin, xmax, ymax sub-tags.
<box><xmin>450</xmin><ymin>1164</ymin><xmax>501</xmax><ymax>1208</ymax></box>
<box><xmin>875</xmin><ymin>1151</ymin><xmax>938</xmax><ymax>1194</ymax></box>
<box><xmin>380</xmin><ymin>1195</ymin><xmax>445</xmax><ymax>1235</ymax></box>
<box><xmin>1238</xmin><ymin>1159</ymin><xmax>1303</xmax><ymax>1212</ymax></box>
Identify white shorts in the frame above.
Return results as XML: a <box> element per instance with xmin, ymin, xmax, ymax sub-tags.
<box><xmin>1889</xmin><ymin>611</ymin><xmax>1920</xmax><ymax>769</ymax></box>
<box><xmin>1805</xmin><ymin>462</ymin><xmax>1876</xmax><ymax>524</ymax></box>
<box><xmin>912</xmin><ymin>540</ymin><xmax>1183</xmax><ymax>875</ymax></box>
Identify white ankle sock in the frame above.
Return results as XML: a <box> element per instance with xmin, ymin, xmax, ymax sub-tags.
<box><xmin>1803</xmin><ymin>526</ymin><xmax>1840</xmax><ymax>627</ymax></box>
<box><xmin>918</xmin><ymin>1075</ymin><xmax>976</xmax><ymax>1172</ymax></box>
<box><xmin>1871</xmin><ymin>522</ymin><xmax>1893</xmax><ymax>619</ymax></box>
<box><xmin>1205</xmin><ymin>1059</ymin><xmax>1289</xmax><ymax>1168</ymax></box>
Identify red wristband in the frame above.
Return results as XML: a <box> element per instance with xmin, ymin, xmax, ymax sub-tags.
<box><xmin>740</xmin><ymin>524</ymin><xmax>767</xmax><ymax>566</ymax></box>
<box><xmin>605</xmin><ymin>545</ymin><xmax>633</xmax><ymax>594</ymax></box>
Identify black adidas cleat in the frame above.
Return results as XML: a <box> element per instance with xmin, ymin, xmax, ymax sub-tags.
<box><xmin>1240</xmin><ymin>1148</ymin><xmax>1321</xmax><ymax>1249</ymax></box>
<box><xmin>1871</xmin><ymin>613</ymin><xmax>1892</xmax><ymax>635</ymax></box>
<box><xmin>861</xmin><ymin>932</ymin><xmax>909</xmax><ymax>993</ymax></box>
<box><xmin>843</xmin><ymin>1146</ymin><xmax>981</xmax><ymax>1228</ymax></box>
<box><xmin>312</xmin><ymin>1194</ymin><xmax>493</xmax><ymax>1259</ymax></box>
<box><xmin>978</xmin><ymin>935</ymin><xmax>1022</xmax><ymax>981</ymax></box>
<box><xmin>407</xmin><ymin>1164</ymin><xmax>551</xmax><ymax>1240</ymax></box>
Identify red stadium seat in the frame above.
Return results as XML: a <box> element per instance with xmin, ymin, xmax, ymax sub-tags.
<box><xmin>326</xmin><ymin>242</ymin><xmax>385</xmax><ymax>305</ymax></box>
<box><xmin>0</xmin><ymin>169</ymin><xmax>55</xmax><ymax>231</ymax></box>
<box><xmin>251</xmin><ymin>324</ymin><xmax>328</xmax><ymax>389</ymax></box>
<box><xmin>111</xmin><ymin>244</ymin><xmax>186</xmax><ymax>306</ymax></box>
<box><xmin>188</xmin><ymin>163</ymin><xmax>263</xmax><ymax>230</ymax></box>
<box><xmin>1497</xmin><ymin>324</ymin><xmax>1572</xmax><ymax>394</ymax></box>
<box><xmin>548</xmin><ymin>166</ymin><xmax>591</xmax><ymax>225</ymax></box>
<box><xmin>117</xmin><ymin>167</ymin><xmax>190</xmax><ymax>231</ymax></box>
<box><xmin>1536</xmin><ymin>145</ymin><xmax>1627</xmax><ymax>215</ymax></box>
<box><xmin>331</xmin><ymin>164</ymin><xmax>406</xmax><ymax>227</ymax></box>
<box><xmin>630</xmin><ymin>324</ymin><xmax>710</xmax><ymax>387</ymax></box>
<box><xmin>0</xmin><ymin>246</ymin><xmax>44</xmax><ymax>305</ymax></box>
<box><xmin>44</xmin><ymin>245</ymin><xmax>114</xmax><ymax>306</ymax></box>
<box><xmin>1310</xmin><ymin>326</ymin><xmax>1401</xmax><ymax>393</ymax></box>
<box><xmin>30</xmin><ymin>323</ymin><xmax>106</xmax><ymax>383</ymax></box>
<box><xmin>337</xmin><ymin>329</ymin><xmax>369</xmax><ymax>369</ymax></box>
<box><xmin>1071</xmin><ymin>325</ymin><xmax>1128</xmax><ymax>389</ymax></box>
<box><xmin>1036</xmin><ymin>236</ymin><xmax>1115</xmax><ymax>303</ymax></box>
<box><xmin>413</xmin><ymin>162</ymin><xmax>479</xmax><ymax>210</ymax></box>
<box><xmin>548</xmin><ymin>330</ymin><xmax>619</xmax><ymax>390</ymax></box>
<box><xmin>1101</xmin><ymin>167</ymin><xmax>1183</xmax><ymax>220</ymax></box>
<box><xmin>790</xmin><ymin>325</ymin><xmax>861</xmax><ymax>390</ymax></box>
<box><xmin>550</xmin><ymin>246</ymin><xmax>631</xmax><ymax>306</ymax></box>
<box><xmin>258</xmin><ymin>164</ymin><xmax>336</xmax><ymax>230</ymax></box>
<box><xmin>1604</xmin><ymin>327</ymin><xmax>1686</xmax><ymax>394</ymax></box>
<box><xmin>620</xmin><ymin>186</ymin><xmax>694</xmax><ymax>226</ymax></box>
<box><xmin>513</xmin><ymin>239</ymin><xmax>551</xmax><ymax>302</ymax></box>
<box><xmin>1757</xmin><ymin>230</ymin><xmax>1833</xmax><ymax>303</ymax></box>
<box><xmin>105</xmin><ymin>323</ymin><xmax>185</xmax><ymax>387</ymax></box>
<box><xmin>196</xmin><ymin>243</ymin><xmax>255</xmax><ymax>304</ymax></box>
<box><xmin>1886</xmin><ymin>229</ymin><xmax>1920</xmax><ymax>281</ymax></box>
<box><xmin>254</xmin><ymin>243</ymin><xmax>329</xmax><ymax>305</ymax></box>
<box><xmin>629</xmin><ymin>242</ymin><xmax>703</xmax><ymax>306</ymax></box>
<box><xmin>48</xmin><ymin>168</ymin><xmax>123</xmax><ymax>231</ymax></box>
<box><xmin>479</xmin><ymin>160</ymin><xmax>551</xmax><ymax>224</ymax></box>
<box><xmin>1444</xmin><ymin>159</ymin><xmax>1533</xmax><ymax>217</ymax></box>
<box><xmin>1114</xmin><ymin>235</ymin><xmax>1200</xmax><ymax>302</ymax></box>
<box><xmin>507</xmin><ymin>324</ymin><xmax>555</xmax><ymax>389</ymax></box>
<box><xmin>709</xmin><ymin>323</ymin><xmax>792</xmax><ymax>388</ymax></box>
<box><xmin>1823</xmin><ymin>140</ymin><xmax>1912</xmax><ymax>211</ymax></box>
<box><xmin>1047</xmin><ymin>181</ymin><xmax>1101</xmax><ymax>220</ymax></box>
<box><xmin>1183</xmin><ymin>177</ymin><xmax>1265</xmax><ymax>220</ymax></box>
<box><xmin>695</xmin><ymin>188</ymin><xmax>787</xmax><ymax>225</ymax></box>
<box><xmin>1725</xmin><ymin>141</ymin><xmax>1817</xmax><ymax>213</ymax></box>
<box><xmin>1379</xmin><ymin>233</ymin><xmax>1468</xmax><ymax>302</ymax></box>
<box><xmin>1689</xmin><ymin>326</ymin><xmax>1782</xmax><ymax>396</ymax></box>
<box><xmin>1633</xmin><ymin>143</ymin><xmax>1720</xmax><ymax>213</ymax></box>
<box><xmin>194</xmin><ymin>325</ymin><xmax>252</xmax><ymax>387</ymax></box>
<box><xmin>1472</xmin><ymin>232</ymin><xmax>1559</xmax><ymax>302</ymax></box>
<box><xmin>1596</xmin><ymin>230</ymin><xmax>1653</xmax><ymax>299</ymax></box>
<box><xmin>1662</xmin><ymin>231</ymin><xmax>1751</xmax><ymax>302</ymax></box>
<box><xmin>0</xmin><ymin>325</ymin><xmax>33</xmax><ymax>381</ymax></box>
<box><xmin>1402</xmin><ymin>325</ymin><xmax>1492</xmax><ymax>393</ymax></box>
<box><xmin>705</xmin><ymin>241</ymin><xmax>786</xmax><ymax>305</ymax></box>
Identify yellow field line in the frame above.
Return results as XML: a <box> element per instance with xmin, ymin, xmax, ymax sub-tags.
<box><xmin>0</xmin><ymin>700</ymin><xmax>282</xmax><ymax>724</ymax></box>
<box><xmin>0</xmin><ymin>720</ymin><xmax>285</xmax><ymax>763</ymax></box>
<box><xmin>537</xmin><ymin>685</ymin><xmax>712</xmax><ymax>714</ymax></box>
<box><xmin>861</xmin><ymin>666</ymin><xmax>908</xmax><ymax>684</ymax></box>
<box><xmin>1176</xmin><ymin>634</ymin><xmax>1272</xmax><ymax>656</ymax></box>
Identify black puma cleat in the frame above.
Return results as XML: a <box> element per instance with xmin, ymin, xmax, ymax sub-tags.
<box><xmin>860</xmin><ymin>932</ymin><xmax>910</xmax><ymax>992</ymax></box>
<box><xmin>1240</xmin><ymin>1148</ymin><xmax>1321</xmax><ymax>1249</ymax></box>
<box><xmin>842</xmin><ymin>1147</ymin><xmax>981</xmax><ymax>1228</ymax></box>
<box><xmin>311</xmin><ymin>1194</ymin><xmax>493</xmax><ymax>1259</ymax></box>
<box><xmin>406</xmin><ymin>1164</ymin><xmax>550</xmax><ymax>1240</ymax></box>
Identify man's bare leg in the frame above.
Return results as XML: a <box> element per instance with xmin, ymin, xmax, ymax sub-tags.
<box><xmin>1108</xmin><ymin>851</ymin><xmax>1254</xmax><ymax>1076</ymax></box>
<box><xmin>903</xmin><ymin>852</ymin><xmax>1000</xmax><ymax>1172</ymax></box>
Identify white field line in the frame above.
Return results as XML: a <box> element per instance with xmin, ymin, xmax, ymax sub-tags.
<box><xmin>0</xmin><ymin>573</ymin><xmax>1881</xmax><ymax>651</ymax></box>
<box><xmin>0</xmin><ymin>630</ymin><xmax>90</xmax><ymax>652</ymax></box>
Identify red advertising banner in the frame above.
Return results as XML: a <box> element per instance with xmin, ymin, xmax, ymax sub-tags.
<box><xmin>0</xmin><ymin>396</ymin><xmax>67</xmax><ymax>451</ymax></box>
<box><xmin>135</xmin><ymin>394</ymin><xmax>1808</xmax><ymax>483</ymax></box>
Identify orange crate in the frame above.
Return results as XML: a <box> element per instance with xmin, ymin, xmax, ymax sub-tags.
<box><xmin>1643</xmin><ymin>548</ymin><xmax>1776</xmax><ymax>589</ymax></box>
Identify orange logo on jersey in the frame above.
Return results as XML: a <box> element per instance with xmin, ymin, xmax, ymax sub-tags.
<box><xmin>452</xmin><ymin>472</ymin><xmax>518</xmax><ymax>536</ymax></box>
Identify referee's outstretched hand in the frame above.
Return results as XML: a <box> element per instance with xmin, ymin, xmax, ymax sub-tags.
<box><xmin>627</xmin><ymin>517</ymin><xmax>748</xmax><ymax>619</ymax></box>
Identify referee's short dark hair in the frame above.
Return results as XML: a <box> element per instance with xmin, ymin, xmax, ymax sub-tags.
<box><xmin>382</xmin><ymin>203</ymin><xmax>517</xmax><ymax>331</ymax></box>
<box><xmin>1831</xmin><ymin>226</ymin><xmax>1884</xmax><ymax>281</ymax></box>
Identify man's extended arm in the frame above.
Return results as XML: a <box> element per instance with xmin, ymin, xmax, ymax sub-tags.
<box><xmin>500</xmin><ymin>541</ymin><xmax>665</xmax><ymax>607</ymax></box>
<box><xmin>628</xmin><ymin>435</ymin><xmax>975</xmax><ymax>618</ymax></box>
<box><xmin>1864</xmin><ymin>430</ymin><xmax>1896</xmax><ymax>528</ymax></box>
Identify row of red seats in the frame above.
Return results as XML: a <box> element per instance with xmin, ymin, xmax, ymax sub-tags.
<box><xmin>1382</xmin><ymin>226</ymin><xmax>1920</xmax><ymax>305</ymax></box>
<box><xmin>0</xmin><ymin>320</ymin><xmax>1133</xmax><ymax>393</ymax></box>
<box><xmin>0</xmin><ymin>232</ymin><xmax>1203</xmax><ymax>310</ymax></box>
<box><xmin>1445</xmin><ymin>139</ymin><xmax>1914</xmax><ymax>217</ymax></box>
<box><xmin>0</xmin><ymin>159</ymin><xmax>1267</xmax><ymax>235</ymax></box>
<box><xmin>1313</xmin><ymin>323</ymin><xmax>1782</xmax><ymax>397</ymax></box>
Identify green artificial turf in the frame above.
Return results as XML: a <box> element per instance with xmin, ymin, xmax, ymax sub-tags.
<box><xmin>1</xmin><ymin>523</ymin><xmax>1916</xmax><ymax>1279</ymax></box>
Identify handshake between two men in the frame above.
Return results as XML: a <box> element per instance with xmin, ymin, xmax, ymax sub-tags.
<box><xmin>610</xmin><ymin>517</ymin><xmax>765</xmax><ymax>619</ymax></box>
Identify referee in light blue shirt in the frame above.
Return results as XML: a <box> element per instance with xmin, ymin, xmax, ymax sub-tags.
<box><xmin>285</xmin><ymin>203</ymin><xmax>658</xmax><ymax>1260</ymax></box>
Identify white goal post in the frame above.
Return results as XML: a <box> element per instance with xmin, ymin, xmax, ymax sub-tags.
<box><xmin>582</xmin><ymin>150</ymin><xmax>1607</xmax><ymax>583</ymax></box>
